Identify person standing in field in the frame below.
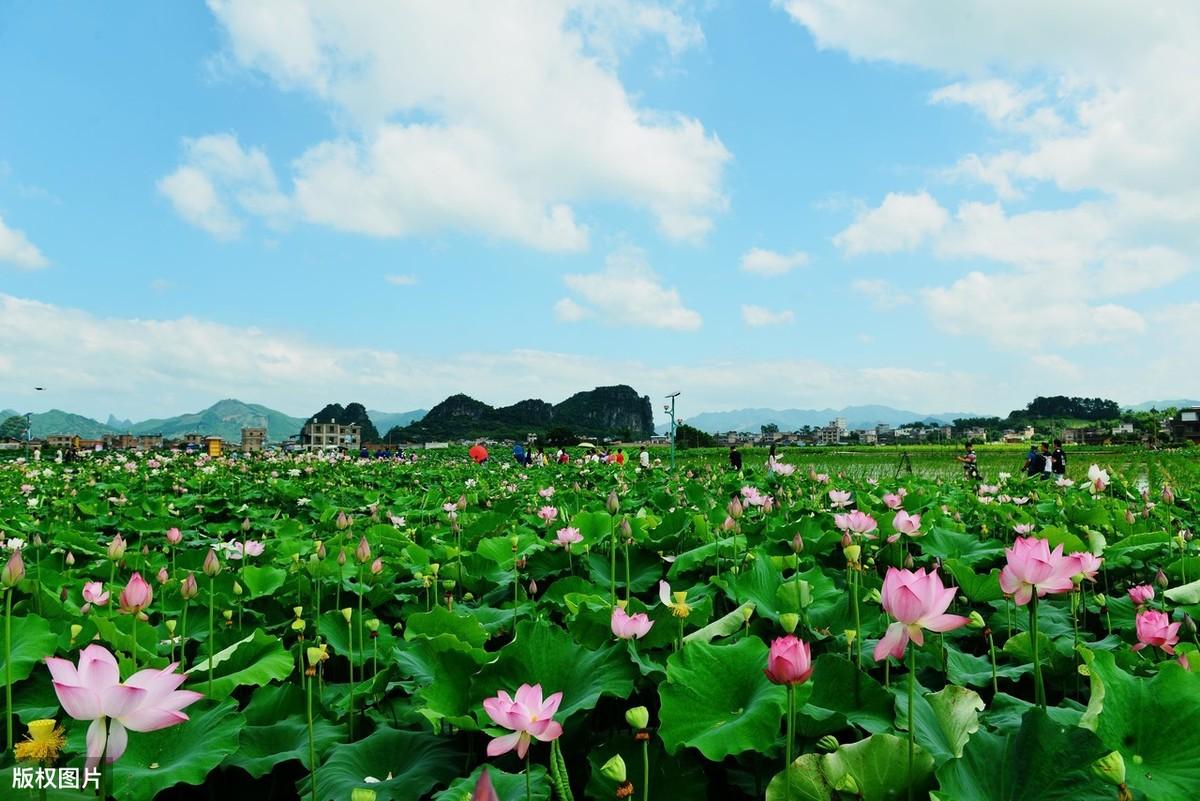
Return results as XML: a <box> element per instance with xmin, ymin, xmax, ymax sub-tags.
<box><xmin>1051</xmin><ymin>439</ymin><xmax>1066</xmax><ymax>481</ymax></box>
<box><xmin>639</xmin><ymin>445</ymin><xmax>650</xmax><ymax>469</ymax></box>
<box><xmin>957</xmin><ymin>441</ymin><xmax>980</xmax><ymax>480</ymax></box>
<box><xmin>1040</xmin><ymin>442</ymin><xmax>1053</xmax><ymax>480</ymax></box>
<box><xmin>729</xmin><ymin>445</ymin><xmax>743</xmax><ymax>471</ymax></box>
<box><xmin>1023</xmin><ymin>444</ymin><xmax>1041</xmax><ymax>477</ymax></box>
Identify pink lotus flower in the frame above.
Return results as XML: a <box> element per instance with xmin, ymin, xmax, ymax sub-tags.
<box><xmin>842</xmin><ymin>510</ymin><xmax>878</xmax><ymax>538</ymax></box>
<box><xmin>611</xmin><ymin>606</ymin><xmax>654</xmax><ymax>640</ymax></box>
<box><xmin>882</xmin><ymin>493</ymin><xmax>902</xmax><ymax>510</ymax></box>
<box><xmin>537</xmin><ymin>506</ymin><xmax>558</xmax><ymax>523</ymax></box>
<box><xmin>1087</xmin><ymin>464</ymin><xmax>1109</xmax><ymax>494</ymax></box>
<box><xmin>118</xmin><ymin>573</ymin><xmax>152</xmax><ymax>614</ymax></box>
<box><xmin>46</xmin><ymin>644</ymin><xmax>202</xmax><ymax>767</ymax></box>
<box><xmin>813</xmin><ymin>473</ymin><xmax>830</xmax><ymax>484</ymax></box>
<box><xmin>887</xmin><ymin>511</ymin><xmax>922</xmax><ymax>543</ymax></box>
<box><xmin>555</xmin><ymin>527</ymin><xmax>583</xmax><ymax>549</ymax></box>
<box><xmin>1073</xmin><ymin>552</ymin><xmax>1102</xmax><ymax>582</ymax></box>
<box><xmin>1133</xmin><ymin>609</ymin><xmax>1181</xmax><ymax>655</ymax></box>
<box><xmin>873</xmin><ymin>567</ymin><xmax>968</xmax><ymax>661</ymax></box>
<box><xmin>1128</xmin><ymin>584</ymin><xmax>1155</xmax><ymax>606</ymax></box>
<box><xmin>180</xmin><ymin>573</ymin><xmax>199</xmax><ymax>600</ymax></box>
<box><xmin>107</xmin><ymin>534</ymin><xmax>127</xmax><ymax>561</ymax></box>
<box><xmin>482</xmin><ymin>683</ymin><xmax>563</xmax><ymax>758</ymax></box>
<box><xmin>539</xmin><ymin>487</ymin><xmax>555</xmax><ymax>499</ymax></box>
<box><xmin>81</xmin><ymin>581</ymin><xmax>109</xmax><ymax>613</ymax></box>
<box><xmin>828</xmin><ymin>490</ymin><xmax>852</xmax><ymax>508</ymax></box>
<box><xmin>355</xmin><ymin>537</ymin><xmax>371</xmax><ymax>564</ymax></box>
<box><xmin>165</xmin><ymin>527</ymin><xmax>182</xmax><ymax>545</ymax></box>
<box><xmin>1</xmin><ymin>550</ymin><xmax>24</xmax><ymax>588</ymax></box>
<box><xmin>224</xmin><ymin>540</ymin><xmax>264</xmax><ymax>560</ymax></box>
<box><xmin>769</xmin><ymin>459</ymin><xmax>795</xmax><ymax>476</ymax></box>
<box><xmin>1013</xmin><ymin>523</ymin><xmax>1034</xmax><ymax>535</ymax></box>
<box><xmin>999</xmin><ymin>537</ymin><xmax>1082</xmax><ymax>606</ymax></box>
<box><xmin>442</xmin><ymin>502</ymin><xmax>458</xmax><ymax>515</ymax></box>
<box><xmin>156</xmin><ymin>567</ymin><xmax>170</xmax><ymax>585</ymax></box>
<box><xmin>741</xmin><ymin>486</ymin><xmax>765</xmax><ymax>507</ymax></box>
<box><xmin>764</xmin><ymin>635</ymin><xmax>813</xmax><ymax>686</ymax></box>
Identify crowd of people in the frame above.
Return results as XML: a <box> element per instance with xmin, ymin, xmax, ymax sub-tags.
<box><xmin>463</xmin><ymin>442</ymin><xmax>655</xmax><ymax>470</ymax></box>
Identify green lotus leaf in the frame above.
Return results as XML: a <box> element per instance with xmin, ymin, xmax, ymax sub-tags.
<box><xmin>822</xmin><ymin>733</ymin><xmax>934</xmax><ymax>801</ymax></box>
<box><xmin>186</xmin><ymin>628</ymin><xmax>294</xmax><ymax>696</ymax></box>
<box><xmin>295</xmin><ymin>727</ymin><xmax>459</xmax><ymax>801</ymax></box>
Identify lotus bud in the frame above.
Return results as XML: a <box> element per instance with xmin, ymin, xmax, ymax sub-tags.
<box><xmin>337</xmin><ymin>549</ymin><xmax>347</xmax><ymax>566</ymax></box>
<box><xmin>1093</xmin><ymin>751</ymin><xmax>1126</xmax><ymax>787</ymax></box>
<box><xmin>107</xmin><ymin>534</ymin><xmax>127</xmax><ymax>561</ymax></box>
<box><xmin>202</xmin><ymin>549</ymin><xmax>221</xmax><ymax>577</ymax></box>
<box><xmin>625</xmin><ymin>706</ymin><xmax>649</xmax><ymax>730</ymax></box>
<box><xmin>341</xmin><ymin>607</ymin><xmax>353</xmax><ymax>623</ymax></box>
<box><xmin>232</xmin><ymin>581</ymin><xmax>243</xmax><ymax>596</ymax></box>
<box><xmin>904</xmin><ymin>553</ymin><xmax>915</xmax><ymax>569</ymax></box>
<box><xmin>355</xmin><ymin>537</ymin><xmax>371</xmax><ymax>564</ymax></box>
<box><xmin>817</xmin><ymin>735</ymin><xmax>840</xmax><ymax>753</ymax></box>
<box><xmin>728</xmin><ymin>496</ymin><xmax>743</xmax><ymax>519</ymax></box>
<box><xmin>157</xmin><ymin>567</ymin><xmax>170</xmax><ymax>585</ymax></box>
<box><xmin>780</xmin><ymin>613</ymin><xmax>800</xmax><ymax>633</ymax></box>
<box><xmin>840</xmin><ymin>532</ymin><xmax>852</xmax><ymax>548</ymax></box>
<box><xmin>619</xmin><ymin>518</ymin><xmax>632</xmax><ymax>541</ymax></box>
<box><xmin>1155</xmin><ymin>568</ymin><xmax>1169</xmax><ymax>588</ymax></box>
<box><xmin>528</xmin><ymin>578</ymin><xmax>538</xmax><ymax>595</ymax></box>
<box><xmin>241</xmin><ymin>517</ymin><xmax>252</xmax><ymax>532</ymax></box>
<box><xmin>967</xmin><ymin>611</ymin><xmax>986</xmax><ymax>629</ymax></box>
<box><xmin>223</xmin><ymin>609</ymin><xmax>233</xmax><ymax>623</ymax></box>
<box><xmin>1184</xmin><ymin>615</ymin><xmax>1197</xmax><ymax>636</ymax></box>
<box><xmin>315</xmin><ymin>540</ymin><xmax>326</xmax><ymax>559</ymax></box>
<box><xmin>165</xmin><ymin>619</ymin><xmax>177</xmax><ymax>635</ymax></box>
<box><xmin>1125</xmin><ymin>510</ymin><xmax>1136</xmax><ymax>526</ymax></box>
<box><xmin>65</xmin><ymin>551</ymin><xmax>76</xmax><ymax>566</ymax></box>
<box><xmin>180</xmin><ymin>572</ymin><xmax>199</xmax><ymax>600</ymax></box>
<box><xmin>166</xmin><ymin>527</ymin><xmax>182</xmax><ymax>545</ymax></box>
<box><xmin>33</xmin><ymin>534</ymin><xmax>43</xmax><ymax>547</ymax></box>
<box><xmin>336</xmin><ymin>511</ymin><xmax>350</xmax><ymax>530</ymax></box>
<box><xmin>721</xmin><ymin>516</ymin><xmax>735</xmax><ymax>532</ymax></box>
<box><xmin>600</xmin><ymin>755</ymin><xmax>628</xmax><ymax>783</ymax></box>
<box><xmin>791</xmin><ymin>534</ymin><xmax>804</xmax><ymax>554</ymax></box>
<box><xmin>370</xmin><ymin>557</ymin><xmax>383</xmax><ymax>575</ymax></box>
<box><xmin>606</xmin><ymin>491</ymin><xmax>620</xmax><ymax>515</ymax></box>
<box><xmin>456</xmin><ymin>494</ymin><xmax>467</xmax><ymax>511</ymax></box>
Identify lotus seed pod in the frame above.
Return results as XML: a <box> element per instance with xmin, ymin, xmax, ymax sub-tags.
<box><xmin>1093</xmin><ymin>751</ymin><xmax>1126</xmax><ymax>786</ymax></box>
<box><xmin>817</xmin><ymin>735</ymin><xmax>840</xmax><ymax>753</ymax></box>
<box><xmin>625</xmin><ymin>706</ymin><xmax>649</xmax><ymax>730</ymax></box>
<box><xmin>165</xmin><ymin>619</ymin><xmax>177</xmax><ymax>635</ymax></box>
<box><xmin>341</xmin><ymin>607</ymin><xmax>353</xmax><ymax>623</ymax></box>
<box><xmin>779</xmin><ymin>613</ymin><xmax>800</xmax><ymax>633</ymax></box>
<box><xmin>600</xmin><ymin>754</ymin><xmax>627</xmax><ymax>783</ymax></box>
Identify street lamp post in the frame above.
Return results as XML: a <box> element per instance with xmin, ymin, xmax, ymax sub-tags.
<box><xmin>664</xmin><ymin>392</ymin><xmax>680</xmax><ymax>470</ymax></box>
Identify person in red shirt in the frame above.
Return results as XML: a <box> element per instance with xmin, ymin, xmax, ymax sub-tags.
<box><xmin>615</xmin><ymin>448</ymin><xmax>626</xmax><ymax>465</ymax></box>
<box><xmin>468</xmin><ymin>443</ymin><xmax>489</xmax><ymax>464</ymax></box>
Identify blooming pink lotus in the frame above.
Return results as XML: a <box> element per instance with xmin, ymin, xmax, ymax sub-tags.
<box><xmin>764</xmin><ymin>635</ymin><xmax>813</xmax><ymax>685</ymax></box>
<box><xmin>1087</xmin><ymin>464</ymin><xmax>1109</xmax><ymax>494</ymax></box>
<box><xmin>837</xmin><ymin>510</ymin><xmax>877</xmax><ymax>538</ymax></box>
<box><xmin>539</xmin><ymin>487</ymin><xmax>555</xmax><ymax>499</ymax></box>
<box><xmin>828</xmin><ymin>490</ymin><xmax>852</xmax><ymax>508</ymax></box>
<box><xmin>537</xmin><ymin>506</ymin><xmax>558</xmax><ymax>523</ymax></box>
<box><xmin>1128</xmin><ymin>584</ymin><xmax>1155</xmax><ymax>606</ymax></box>
<box><xmin>80</xmin><ymin>581</ymin><xmax>109</xmax><ymax>614</ymax></box>
<box><xmin>1133</xmin><ymin>609</ymin><xmax>1181</xmax><ymax>654</ymax></box>
<box><xmin>1072</xmin><ymin>552</ymin><xmax>1102</xmax><ymax>582</ymax></box>
<box><xmin>1013</xmin><ymin>523</ymin><xmax>1034</xmax><ymax>535</ymax></box>
<box><xmin>882</xmin><ymin>493</ymin><xmax>902</xmax><ymax>510</ymax></box>
<box><xmin>611</xmin><ymin>607</ymin><xmax>654</xmax><ymax>640</ymax></box>
<box><xmin>873</xmin><ymin>567</ymin><xmax>968</xmax><ymax>662</ymax></box>
<box><xmin>46</xmin><ymin>644</ymin><xmax>202</xmax><ymax>766</ymax></box>
<box><xmin>482</xmin><ymin>683</ymin><xmax>563</xmax><ymax>758</ymax></box>
<box><xmin>223</xmin><ymin>540</ymin><xmax>264</xmax><ymax>560</ymax></box>
<box><xmin>999</xmin><ymin>538</ymin><xmax>1082</xmax><ymax>606</ymax></box>
<box><xmin>118</xmin><ymin>573</ymin><xmax>152</xmax><ymax>615</ymax></box>
<box><xmin>555</xmin><ymin>527</ymin><xmax>582</xmax><ymax>549</ymax></box>
<box><xmin>887</xmin><ymin>511</ymin><xmax>921</xmax><ymax>543</ymax></box>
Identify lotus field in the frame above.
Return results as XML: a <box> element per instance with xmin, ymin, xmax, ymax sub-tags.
<box><xmin>3</xmin><ymin>447</ymin><xmax>1200</xmax><ymax>801</ymax></box>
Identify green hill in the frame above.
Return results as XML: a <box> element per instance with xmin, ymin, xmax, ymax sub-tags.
<box><xmin>127</xmin><ymin>399</ymin><xmax>306</xmax><ymax>442</ymax></box>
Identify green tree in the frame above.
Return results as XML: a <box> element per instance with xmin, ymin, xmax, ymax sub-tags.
<box><xmin>675</xmin><ymin>423</ymin><xmax>715</xmax><ymax>449</ymax></box>
<box><xmin>0</xmin><ymin>415</ymin><xmax>29</xmax><ymax>441</ymax></box>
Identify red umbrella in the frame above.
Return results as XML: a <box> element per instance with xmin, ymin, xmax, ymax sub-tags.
<box><xmin>469</xmin><ymin>444</ymin><xmax>488</xmax><ymax>463</ymax></box>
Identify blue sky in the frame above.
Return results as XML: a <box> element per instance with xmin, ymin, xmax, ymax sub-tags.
<box><xmin>2</xmin><ymin>1</ymin><xmax>1197</xmax><ymax>422</ymax></box>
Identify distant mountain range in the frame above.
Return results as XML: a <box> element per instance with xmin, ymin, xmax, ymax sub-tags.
<box><xmin>674</xmin><ymin>405</ymin><xmax>980</xmax><ymax>434</ymax></box>
<box><xmin>1123</xmin><ymin>399</ymin><xmax>1199</xmax><ymax>412</ymax></box>
<box><xmin>1</xmin><ymin>399</ymin><xmax>429</xmax><ymax>443</ymax></box>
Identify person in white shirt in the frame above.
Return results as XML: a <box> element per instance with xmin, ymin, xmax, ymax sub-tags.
<box><xmin>639</xmin><ymin>445</ymin><xmax>650</xmax><ymax>469</ymax></box>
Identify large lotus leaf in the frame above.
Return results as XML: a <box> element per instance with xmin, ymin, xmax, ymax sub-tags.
<box><xmin>434</xmin><ymin>765</ymin><xmax>551</xmax><ymax>801</ymax></box>
<box><xmin>296</xmin><ymin>727</ymin><xmax>459</xmax><ymax>801</ymax></box>
<box><xmin>474</xmin><ymin>619</ymin><xmax>635</xmax><ymax>721</ymax></box>
<box><xmin>186</xmin><ymin>628</ymin><xmax>294</xmax><ymax>696</ymax></box>
<box><xmin>1164</xmin><ymin>578</ymin><xmax>1200</xmax><ymax>604</ymax></box>
<box><xmin>240</xmin><ymin>564</ymin><xmax>287</xmax><ymax>598</ymax></box>
<box><xmin>0</xmin><ymin>613</ymin><xmax>58</xmax><ymax>682</ymax></box>
<box><xmin>571</xmin><ymin>510</ymin><xmax>614</xmax><ymax>545</ymax></box>
<box><xmin>318</xmin><ymin>609</ymin><xmax>400</xmax><ymax>667</ymax></box>
<box><xmin>585</xmin><ymin>735</ymin><xmax>708</xmax><ymax>801</ymax></box>
<box><xmin>981</xmin><ymin>692</ymin><xmax>1084</xmax><ymax>732</ymax></box>
<box><xmin>1080</xmin><ymin>648</ymin><xmax>1200</xmax><ymax>800</ymax></box>
<box><xmin>894</xmin><ymin>684</ymin><xmax>984</xmax><ymax>766</ymax></box>
<box><xmin>222</xmin><ymin>683</ymin><xmax>344</xmax><ymax>778</ymax></box>
<box><xmin>922</xmin><ymin>527</ymin><xmax>1003</xmax><ymax>565</ymax></box>
<box><xmin>942</xmin><ymin>559</ymin><xmax>1004</xmax><ymax>603</ymax></box>
<box><xmin>945</xmin><ymin>648</ymin><xmax>1032</xmax><ymax>688</ymax></box>
<box><xmin>411</xmin><ymin>645</ymin><xmax>482</xmax><ymax>730</ymax></box>
<box><xmin>712</xmin><ymin>553</ymin><xmax>784</xmax><ymax>619</ymax></box>
<box><xmin>403</xmin><ymin>606</ymin><xmax>491</xmax><ymax>663</ymax></box>
<box><xmin>797</xmin><ymin>655</ymin><xmax>893</xmax><ymax>736</ymax></box>
<box><xmin>765</xmin><ymin>755</ymin><xmax>834</xmax><ymax>801</ymax></box>
<box><xmin>585</xmin><ymin>548</ymin><xmax>664</xmax><ymax>594</ymax></box>
<box><xmin>821</xmin><ymin>733</ymin><xmax>934</xmax><ymax>801</ymax></box>
<box><xmin>934</xmin><ymin>708</ymin><xmax>1109</xmax><ymax>801</ymax></box>
<box><xmin>658</xmin><ymin>637</ymin><xmax>786</xmax><ymax>761</ymax></box>
<box><xmin>110</xmin><ymin>698</ymin><xmax>245</xmax><ymax>801</ymax></box>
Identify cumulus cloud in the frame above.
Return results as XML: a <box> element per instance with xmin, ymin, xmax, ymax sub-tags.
<box><xmin>184</xmin><ymin>0</ymin><xmax>730</xmax><ymax>250</ymax></box>
<box><xmin>0</xmin><ymin>214</ymin><xmax>48</xmax><ymax>269</ymax></box>
<box><xmin>739</xmin><ymin>247</ymin><xmax>809</xmax><ymax>276</ymax></box>
<box><xmin>553</xmin><ymin>297</ymin><xmax>590</xmax><ymax>322</ymax></box>
<box><xmin>741</xmin><ymin>305</ymin><xmax>794</xmax><ymax>327</ymax></box>
<box><xmin>560</xmin><ymin>247</ymin><xmax>702</xmax><ymax>331</ymax></box>
<box><xmin>850</xmin><ymin>279</ymin><xmax>911</xmax><ymax>309</ymax></box>
<box><xmin>157</xmin><ymin>134</ymin><xmax>287</xmax><ymax>239</ymax></box>
<box><xmin>833</xmin><ymin>192</ymin><xmax>948</xmax><ymax>256</ymax></box>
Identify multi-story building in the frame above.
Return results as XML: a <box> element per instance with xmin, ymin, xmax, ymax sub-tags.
<box><xmin>301</xmin><ymin>418</ymin><xmax>362</xmax><ymax>450</ymax></box>
<box><xmin>46</xmin><ymin>434</ymin><xmax>79</xmax><ymax>449</ymax></box>
<box><xmin>1170</xmin><ymin>408</ymin><xmax>1200</xmax><ymax>443</ymax></box>
<box><xmin>183</xmin><ymin>433</ymin><xmax>205</xmax><ymax>449</ymax></box>
<box><xmin>241</xmin><ymin>427</ymin><xmax>267</xmax><ymax>452</ymax></box>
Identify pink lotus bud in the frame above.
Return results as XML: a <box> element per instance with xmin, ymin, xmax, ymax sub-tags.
<box><xmin>791</xmin><ymin>534</ymin><xmax>804</xmax><ymax>554</ymax></box>
<box><xmin>107</xmin><ymin>534</ymin><xmax>127</xmax><ymax>561</ymax></box>
<box><xmin>315</xmin><ymin>541</ymin><xmax>326</xmax><ymax>559</ymax></box>
<box><xmin>355</xmin><ymin>537</ymin><xmax>371</xmax><ymax>564</ymax></box>
<box><xmin>157</xmin><ymin>567</ymin><xmax>170</xmax><ymax>585</ymax></box>
<box><xmin>82</xmin><ymin>581</ymin><xmax>109</xmax><ymax>606</ymax></box>
<box><xmin>457</xmin><ymin>495</ymin><xmax>467</xmax><ymax>511</ymax></box>
<box><xmin>166</xmin><ymin>527</ymin><xmax>182</xmax><ymax>545</ymax></box>
<box><xmin>203</xmin><ymin>549</ymin><xmax>222</xmax><ymax>577</ymax></box>
<box><xmin>1128</xmin><ymin>584</ymin><xmax>1154</xmax><ymax>606</ymax></box>
<box><xmin>1125</xmin><ymin>509</ymin><xmax>1136</xmax><ymax>526</ymax></box>
<box><xmin>904</xmin><ymin>553</ymin><xmax>915</xmax><ymax>569</ymax></box>
<box><xmin>370</xmin><ymin>557</ymin><xmax>383</xmax><ymax>575</ymax></box>
<box><xmin>727</xmin><ymin>496</ymin><xmax>743</xmax><ymax>519</ymax></box>
<box><xmin>1</xmin><ymin>550</ymin><xmax>24</xmax><ymax>588</ymax></box>
<box><xmin>722</xmin><ymin>516</ymin><xmax>735</xmax><ymax>532</ymax></box>
<box><xmin>619</xmin><ymin>518</ymin><xmax>632</xmax><ymax>539</ymax></box>
<box><xmin>65</xmin><ymin>551</ymin><xmax>76</xmax><ymax>566</ymax></box>
<box><xmin>180</xmin><ymin>572</ymin><xmax>199</xmax><ymax>600</ymax></box>
<box><xmin>606</xmin><ymin>492</ymin><xmax>620</xmax><ymax>515</ymax></box>
<box><xmin>336</xmin><ymin>511</ymin><xmax>351</xmax><ymax>530</ymax></box>
<box><xmin>337</xmin><ymin>549</ymin><xmax>347</xmax><ymax>566</ymax></box>
<box><xmin>840</xmin><ymin>532</ymin><xmax>852</xmax><ymax>548</ymax></box>
<box><xmin>241</xmin><ymin>517</ymin><xmax>252</xmax><ymax>532</ymax></box>
<box><xmin>1162</xmin><ymin>485</ymin><xmax>1175</xmax><ymax>504</ymax></box>
<box><xmin>528</xmin><ymin>578</ymin><xmax>538</xmax><ymax>596</ymax></box>
<box><xmin>1155</xmin><ymin>568</ymin><xmax>1169</xmax><ymax>588</ymax></box>
<box><xmin>119</xmin><ymin>572</ymin><xmax>153</xmax><ymax>613</ymax></box>
<box><xmin>764</xmin><ymin>635</ymin><xmax>813</xmax><ymax>686</ymax></box>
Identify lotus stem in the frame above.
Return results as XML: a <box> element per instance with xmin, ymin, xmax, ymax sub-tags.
<box><xmin>4</xmin><ymin>588</ymin><xmax>12</xmax><ymax>754</ymax></box>
<box><xmin>907</xmin><ymin>646</ymin><xmax>916</xmax><ymax>801</ymax></box>
<box><xmin>207</xmin><ymin>576</ymin><xmax>215</xmax><ymax>697</ymax></box>
<box><xmin>306</xmin><ymin>662</ymin><xmax>317</xmax><ymax>801</ymax></box>
<box><xmin>1030</xmin><ymin>594</ymin><xmax>1046</xmax><ymax>710</ymax></box>
<box><xmin>785</xmin><ymin>683</ymin><xmax>795</xmax><ymax>801</ymax></box>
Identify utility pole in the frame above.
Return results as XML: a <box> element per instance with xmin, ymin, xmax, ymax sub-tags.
<box><xmin>664</xmin><ymin>392</ymin><xmax>680</xmax><ymax>470</ymax></box>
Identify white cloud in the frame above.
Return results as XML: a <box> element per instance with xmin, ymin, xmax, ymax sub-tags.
<box><xmin>158</xmin><ymin>134</ymin><xmax>287</xmax><ymax>239</ymax></box>
<box><xmin>850</xmin><ymin>279</ymin><xmax>911</xmax><ymax>309</ymax></box>
<box><xmin>561</xmin><ymin>247</ymin><xmax>701</xmax><ymax>331</ymax></box>
<box><xmin>741</xmin><ymin>305</ymin><xmax>794</xmax><ymax>327</ymax></box>
<box><xmin>384</xmin><ymin>274</ymin><xmax>418</xmax><ymax>286</ymax></box>
<box><xmin>1029</xmin><ymin>353</ymin><xmax>1082</xmax><ymax>380</ymax></box>
<box><xmin>553</xmin><ymin>297</ymin><xmax>590</xmax><ymax>322</ymax></box>
<box><xmin>0</xmin><ymin>214</ymin><xmax>48</xmax><ymax>269</ymax></box>
<box><xmin>196</xmin><ymin>0</ymin><xmax>729</xmax><ymax>250</ymax></box>
<box><xmin>739</xmin><ymin>247</ymin><xmax>809</xmax><ymax>276</ymax></box>
<box><xmin>833</xmin><ymin>192</ymin><xmax>948</xmax><ymax>256</ymax></box>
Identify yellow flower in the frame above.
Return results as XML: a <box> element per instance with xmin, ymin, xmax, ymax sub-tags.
<box><xmin>659</xmin><ymin>581</ymin><xmax>691</xmax><ymax>618</ymax></box>
<box><xmin>14</xmin><ymin>719</ymin><xmax>66</xmax><ymax>764</ymax></box>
